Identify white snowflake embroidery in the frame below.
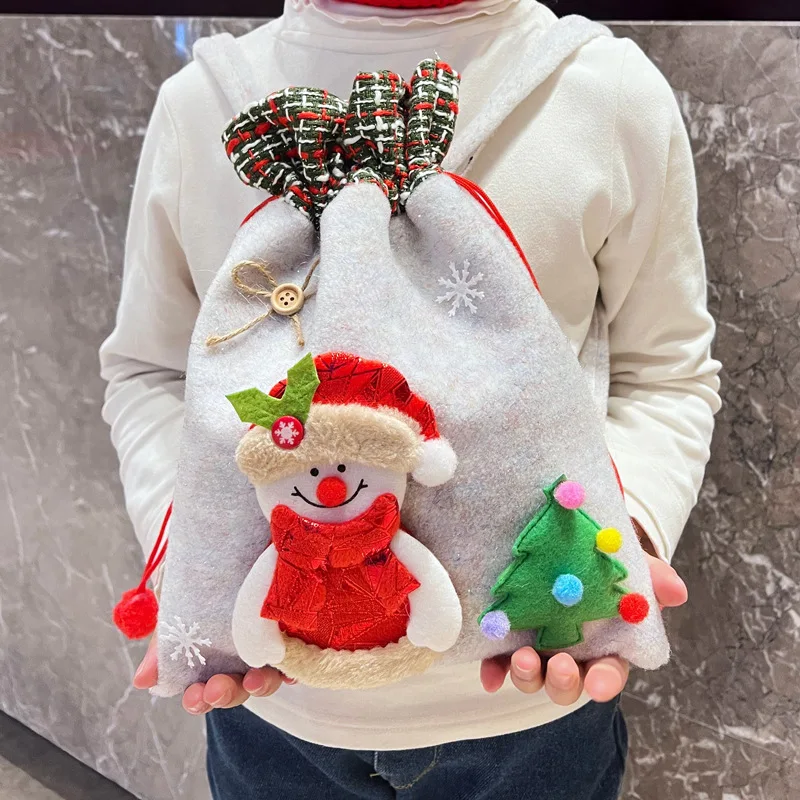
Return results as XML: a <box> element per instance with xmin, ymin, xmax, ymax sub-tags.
<box><xmin>435</xmin><ymin>260</ymin><xmax>485</xmax><ymax>316</ymax></box>
<box><xmin>159</xmin><ymin>616</ymin><xmax>212</xmax><ymax>668</ymax></box>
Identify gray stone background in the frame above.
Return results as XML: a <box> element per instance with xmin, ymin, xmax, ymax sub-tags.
<box><xmin>0</xmin><ymin>14</ymin><xmax>798</xmax><ymax>800</ymax></box>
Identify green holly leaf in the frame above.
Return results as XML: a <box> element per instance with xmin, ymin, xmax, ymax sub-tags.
<box><xmin>226</xmin><ymin>353</ymin><xmax>320</xmax><ymax>428</ymax></box>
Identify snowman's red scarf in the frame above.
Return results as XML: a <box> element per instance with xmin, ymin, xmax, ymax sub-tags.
<box><xmin>262</xmin><ymin>493</ymin><xmax>421</xmax><ymax>651</ymax></box>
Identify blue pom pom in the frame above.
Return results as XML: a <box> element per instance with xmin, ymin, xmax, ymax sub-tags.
<box><xmin>552</xmin><ymin>574</ymin><xmax>583</xmax><ymax>607</ymax></box>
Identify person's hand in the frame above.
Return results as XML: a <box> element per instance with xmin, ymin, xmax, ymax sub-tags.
<box><xmin>480</xmin><ymin>553</ymin><xmax>687</xmax><ymax>703</ymax></box>
<box><xmin>132</xmin><ymin>637</ymin><xmax>290</xmax><ymax>714</ymax></box>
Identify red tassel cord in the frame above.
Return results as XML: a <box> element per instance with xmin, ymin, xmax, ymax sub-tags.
<box><xmin>113</xmin><ymin>503</ymin><xmax>171</xmax><ymax>639</ymax></box>
<box><xmin>609</xmin><ymin>455</ymin><xmax>625</xmax><ymax>497</ymax></box>
<box><xmin>446</xmin><ymin>172</ymin><xmax>540</xmax><ymax>292</ymax></box>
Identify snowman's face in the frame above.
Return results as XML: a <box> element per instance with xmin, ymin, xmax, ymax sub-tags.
<box><xmin>255</xmin><ymin>462</ymin><xmax>408</xmax><ymax>524</ymax></box>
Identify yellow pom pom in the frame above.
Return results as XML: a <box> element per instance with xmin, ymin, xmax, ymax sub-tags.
<box><xmin>596</xmin><ymin>528</ymin><xmax>622</xmax><ymax>554</ymax></box>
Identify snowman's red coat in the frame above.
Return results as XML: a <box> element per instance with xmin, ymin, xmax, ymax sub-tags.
<box><xmin>261</xmin><ymin>493</ymin><xmax>421</xmax><ymax>650</ymax></box>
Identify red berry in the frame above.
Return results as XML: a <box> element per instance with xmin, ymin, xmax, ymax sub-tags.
<box><xmin>619</xmin><ymin>593</ymin><xmax>649</xmax><ymax>624</ymax></box>
<box><xmin>113</xmin><ymin>587</ymin><xmax>159</xmax><ymax>639</ymax></box>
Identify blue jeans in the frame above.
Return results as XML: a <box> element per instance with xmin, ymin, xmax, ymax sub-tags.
<box><xmin>206</xmin><ymin>698</ymin><xmax>627</xmax><ymax>799</ymax></box>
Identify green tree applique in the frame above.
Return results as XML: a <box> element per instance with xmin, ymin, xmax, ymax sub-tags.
<box><xmin>479</xmin><ymin>477</ymin><xmax>649</xmax><ymax>650</ymax></box>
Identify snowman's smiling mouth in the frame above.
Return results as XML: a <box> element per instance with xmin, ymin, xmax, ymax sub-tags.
<box><xmin>291</xmin><ymin>479</ymin><xmax>369</xmax><ymax>509</ymax></box>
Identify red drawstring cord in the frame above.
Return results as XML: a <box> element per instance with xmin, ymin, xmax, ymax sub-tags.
<box><xmin>610</xmin><ymin>456</ymin><xmax>625</xmax><ymax>497</ymax></box>
<box><xmin>137</xmin><ymin>502</ymin><xmax>171</xmax><ymax>592</ymax></box>
<box><xmin>240</xmin><ymin>195</ymin><xmax>279</xmax><ymax>228</ymax></box>
<box><xmin>446</xmin><ymin>172</ymin><xmax>540</xmax><ymax>292</ymax></box>
<box><xmin>113</xmin><ymin>502</ymin><xmax>172</xmax><ymax>639</ymax></box>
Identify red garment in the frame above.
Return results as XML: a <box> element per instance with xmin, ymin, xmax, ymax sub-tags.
<box><xmin>262</xmin><ymin>494</ymin><xmax>420</xmax><ymax>651</ymax></box>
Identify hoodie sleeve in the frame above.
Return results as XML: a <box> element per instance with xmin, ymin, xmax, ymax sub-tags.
<box><xmin>595</xmin><ymin>41</ymin><xmax>722</xmax><ymax>562</ymax></box>
<box><xmin>99</xmin><ymin>86</ymin><xmax>199</xmax><ymax>557</ymax></box>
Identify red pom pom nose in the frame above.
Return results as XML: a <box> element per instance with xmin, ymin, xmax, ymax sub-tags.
<box><xmin>316</xmin><ymin>476</ymin><xmax>348</xmax><ymax>507</ymax></box>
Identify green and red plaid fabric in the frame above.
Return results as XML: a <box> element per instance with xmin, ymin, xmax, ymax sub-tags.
<box><xmin>402</xmin><ymin>59</ymin><xmax>460</xmax><ymax>204</ymax></box>
<box><xmin>221</xmin><ymin>59</ymin><xmax>461</xmax><ymax>224</ymax></box>
<box><xmin>223</xmin><ymin>87</ymin><xmax>347</xmax><ymax>220</ymax></box>
<box><xmin>343</xmin><ymin>70</ymin><xmax>408</xmax><ymax>215</ymax></box>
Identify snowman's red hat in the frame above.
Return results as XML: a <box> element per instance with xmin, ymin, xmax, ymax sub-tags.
<box><xmin>235</xmin><ymin>352</ymin><xmax>457</xmax><ymax>487</ymax></box>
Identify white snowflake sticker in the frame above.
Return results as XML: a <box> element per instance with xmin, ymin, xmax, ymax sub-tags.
<box><xmin>159</xmin><ymin>616</ymin><xmax>212</xmax><ymax>668</ymax></box>
<box><xmin>435</xmin><ymin>260</ymin><xmax>485</xmax><ymax>316</ymax></box>
<box><xmin>277</xmin><ymin>420</ymin><xmax>299</xmax><ymax>445</ymax></box>
<box><xmin>271</xmin><ymin>415</ymin><xmax>305</xmax><ymax>450</ymax></box>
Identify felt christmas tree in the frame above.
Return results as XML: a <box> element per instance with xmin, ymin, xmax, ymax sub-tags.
<box><xmin>480</xmin><ymin>476</ymin><xmax>649</xmax><ymax>650</ymax></box>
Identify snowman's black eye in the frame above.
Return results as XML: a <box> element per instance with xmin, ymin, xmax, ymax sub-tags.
<box><xmin>337</xmin><ymin>464</ymin><xmax>346</xmax><ymax>473</ymax></box>
<box><xmin>310</xmin><ymin>468</ymin><xmax>319</xmax><ymax>477</ymax></box>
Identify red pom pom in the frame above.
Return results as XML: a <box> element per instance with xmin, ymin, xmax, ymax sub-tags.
<box><xmin>618</xmin><ymin>592</ymin><xmax>649</xmax><ymax>624</ymax></box>
<box><xmin>113</xmin><ymin>587</ymin><xmax>159</xmax><ymax>639</ymax></box>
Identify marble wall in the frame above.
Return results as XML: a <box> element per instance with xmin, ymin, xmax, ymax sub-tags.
<box><xmin>0</xmin><ymin>15</ymin><xmax>797</xmax><ymax>800</ymax></box>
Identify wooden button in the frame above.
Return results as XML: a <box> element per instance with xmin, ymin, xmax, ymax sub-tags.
<box><xmin>270</xmin><ymin>283</ymin><xmax>304</xmax><ymax>316</ymax></box>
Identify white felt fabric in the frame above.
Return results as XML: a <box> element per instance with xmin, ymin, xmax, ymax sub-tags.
<box><xmin>231</xmin><ymin>544</ymin><xmax>285</xmax><ymax>668</ymax></box>
<box><xmin>154</xmin><ymin>171</ymin><xmax>669</xmax><ymax>696</ymax></box>
<box><xmin>152</xmin><ymin>19</ymin><xmax>671</xmax><ymax>696</ymax></box>
<box><xmin>390</xmin><ymin>530</ymin><xmax>462</xmax><ymax>652</ymax></box>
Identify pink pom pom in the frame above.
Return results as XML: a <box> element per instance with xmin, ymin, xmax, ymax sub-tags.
<box><xmin>554</xmin><ymin>480</ymin><xmax>585</xmax><ymax>510</ymax></box>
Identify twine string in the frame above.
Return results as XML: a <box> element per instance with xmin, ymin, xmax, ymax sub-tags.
<box><xmin>206</xmin><ymin>257</ymin><xmax>319</xmax><ymax>348</ymax></box>
<box><xmin>231</xmin><ymin>259</ymin><xmax>277</xmax><ymax>298</ymax></box>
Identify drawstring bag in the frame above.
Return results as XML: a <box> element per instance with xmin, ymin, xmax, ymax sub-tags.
<box><xmin>114</xmin><ymin>16</ymin><xmax>671</xmax><ymax>696</ymax></box>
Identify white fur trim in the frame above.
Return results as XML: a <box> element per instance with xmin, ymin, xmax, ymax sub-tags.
<box><xmin>231</xmin><ymin>545</ymin><xmax>286</xmax><ymax>667</ymax></box>
<box><xmin>411</xmin><ymin>437</ymin><xmax>458</xmax><ymax>487</ymax></box>
<box><xmin>390</xmin><ymin>530</ymin><xmax>462</xmax><ymax>652</ymax></box>
<box><xmin>278</xmin><ymin>635</ymin><xmax>439</xmax><ymax>690</ymax></box>
<box><xmin>237</xmin><ymin>403</ymin><xmax>422</xmax><ymax>485</ymax></box>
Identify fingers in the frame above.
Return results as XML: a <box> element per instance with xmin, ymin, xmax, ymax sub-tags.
<box><xmin>583</xmin><ymin>656</ymin><xmax>629</xmax><ymax>703</ymax></box>
<box><xmin>509</xmin><ymin>647</ymin><xmax>544</xmax><ymax>694</ymax></box>
<box><xmin>182</xmin><ymin>668</ymin><xmax>285</xmax><ymax>715</ymax></box>
<box><xmin>484</xmin><ymin>649</ymin><xmax>580</xmax><ymax>701</ymax></box>
<box><xmin>132</xmin><ymin>638</ymin><xmax>158</xmax><ymax>690</ymax></box>
<box><xmin>203</xmin><ymin>674</ymin><xmax>251</xmax><ymax>710</ymax></box>
<box><xmin>183</xmin><ymin>674</ymin><xmax>247</xmax><ymax>714</ymax></box>
<box><xmin>646</xmin><ymin>554</ymin><xmax>688</xmax><ymax>608</ymax></box>
<box><xmin>182</xmin><ymin>682</ymin><xmax>212</xmax><ymax>715</ymax></box>
<box><xmin>242</xmin><ymin>667</ymin><xmax>284</xmax><ymax>697</ymax></box>
<box><xmin>544</xmin><ymin>652</ymin><xmax>583</xmax><ymax>706</ymax></box>
<box><xmin>484</xmin><ymin>648</ymin><xmax>626</xmax><ymax>705</ymax></box>
<box><xmin>480</xmin><ymin>655</ymin><xmax>511</xmax><ymax>693</ymax></box>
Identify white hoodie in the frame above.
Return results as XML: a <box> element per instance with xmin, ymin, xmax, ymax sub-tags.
<box><xmin>100</xmin><ymin>0</ymin><xmax>721</xmax><ymax>749</ymax></box>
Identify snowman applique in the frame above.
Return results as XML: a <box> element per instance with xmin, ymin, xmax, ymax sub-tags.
<box><xmin>226</xmin><ymin>352</ymin><xmax>463</xmax><ymax>690</ymax></box>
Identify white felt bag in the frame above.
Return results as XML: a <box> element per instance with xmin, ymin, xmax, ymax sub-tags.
<box><xmin>114</xmin><ymin>17</ymin><xmax>670</xmax><ymax>697</ymax></box>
